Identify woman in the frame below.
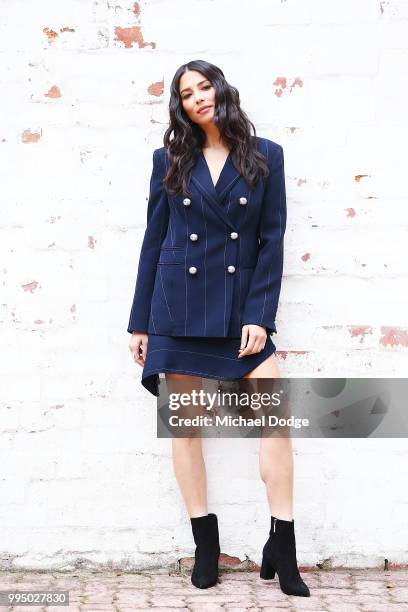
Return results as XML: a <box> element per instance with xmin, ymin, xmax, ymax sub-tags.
<box><xmin>127</xmin><ymin>60</ymin><xmax>310</xmax><ymax>597</ymax></box>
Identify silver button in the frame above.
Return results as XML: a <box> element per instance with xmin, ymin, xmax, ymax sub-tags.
<box><xmin>183</xmin><ymin>198</ymin><xmax>191</xmax><ymax>206</ymax></box>
<box><xmin>189</xmin><ymin>266</ymin><xmax>197</xmax><ymax>274</ymax></box>
<box><xmin>227</xmin><ymin>265</ymin><xmax>236</xmax><ymax>273</ymax></box>
<box><xmin>230</xmin><ymin>232</ymin><xmax>238</xmax><ymax>239</ymax></box>
<box><xmin>189</xmin><ymin>233</ymin><xmax>198</xmax><ymax>241</ymax></box>
<box><xmin>239</xmin><ymin>197</ymin><xmax>247</xmax><ymax>206</ymax></box>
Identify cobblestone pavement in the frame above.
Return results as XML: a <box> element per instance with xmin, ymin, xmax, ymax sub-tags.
<box><xmin>0</xmin><ymin>568</ymin><xmax>407</xmax><ymax>611</ymax></box>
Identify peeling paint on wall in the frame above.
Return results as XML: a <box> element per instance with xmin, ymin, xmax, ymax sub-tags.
<box><xmin>114</xmin><ymin>26</ymin><xmax>156</xmax><ymax>49</ymax></box>
<box><xmin>380</xmin><ymin>327</ymin><xmax>408</xmax><ymax>348</ymax></box>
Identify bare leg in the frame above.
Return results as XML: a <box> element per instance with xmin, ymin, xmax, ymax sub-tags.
<box><xmin>243</xmin><ymin>353</ymin><xmax>294</xmax><ymax>520</ymax></box>
<box><xmin>166</xmin><ymin>373</ymin><xmax>208</xmax><ymax>518</ymax></box>
<box><xmin>165</xmin><ymin>373</ymin><xmax>221</xmax><ymax>589</ymax></box>
<box><xmin>259</xmin><ymin>436</ymin><xmax>294</xmax><ymax>520</ymax></box>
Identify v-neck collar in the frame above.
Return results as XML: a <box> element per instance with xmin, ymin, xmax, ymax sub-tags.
<box><xmin>190</xmin><ymin>148</ymin><xmax>242</xmax><ymax>231</ymax></box>
<box><xmin>199</xmin><ymin>150</ymin><xmax>231</xmax><ymax>191</ymax></box>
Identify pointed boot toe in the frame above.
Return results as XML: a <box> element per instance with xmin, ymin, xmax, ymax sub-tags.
<box><xmin>260</xmin><ymin>516</ymin><xmax>310</xmax><ymax>597</ymax></box>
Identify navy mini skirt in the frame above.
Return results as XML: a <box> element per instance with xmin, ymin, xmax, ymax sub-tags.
<box><xmin>141</xmin><ymin>334</ymin><xmax>276</xmax><ymax>397</ymax></box>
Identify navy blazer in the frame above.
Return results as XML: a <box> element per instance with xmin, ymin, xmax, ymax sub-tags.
<box><xmin>127</xmin><ymin>136</ymin><xmax>286</xmax><ymax>338</ymax></box>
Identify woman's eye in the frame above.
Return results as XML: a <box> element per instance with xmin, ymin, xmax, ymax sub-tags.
<box><xmin>182</xmin><ymin>85</ymin><xmax>211</xmax><ymax>99</ymax></box>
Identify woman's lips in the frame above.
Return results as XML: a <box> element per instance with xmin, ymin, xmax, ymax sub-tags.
<box><xmin>197</xmin><ymin>105</ymin><xmax>212</xmax><ymax>114</ymax></box>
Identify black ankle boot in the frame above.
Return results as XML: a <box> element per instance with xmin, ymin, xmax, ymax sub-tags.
<box><xmin>260</xmin><ymin>515</ymin><xmax>310</xmax><ymax>597</ymax></box>
<box><xmin>190</xmin><ymin>513</ymin><xmax>220</xmax><ymax>588</ymax></box>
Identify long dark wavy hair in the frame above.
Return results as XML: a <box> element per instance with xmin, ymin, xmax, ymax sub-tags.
<box><xmin>162</xmin><ymin>59</ymin><xmax>270</xmax><ymax>197</ymax></box>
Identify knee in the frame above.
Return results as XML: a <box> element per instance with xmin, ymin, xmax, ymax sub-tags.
<box><xmin>259</xmin><ymin>466</ymin><xmax>268</xmax><ymax>483</ymax></box>
<box><xmin>259</xmin><ymin>457</ymin><xmax>293</xmax><ymax>483</ymax></box>
<box><xmin>172</xmin><ymin>436</ymin><xmax>202</xmax><ymax>450</ymax></box>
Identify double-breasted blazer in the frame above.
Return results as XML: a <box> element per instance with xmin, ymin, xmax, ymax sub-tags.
<box><xmin>127</xmin><ymin>136</ymin><xmax>287</xmax><ymax>338</ymax></box>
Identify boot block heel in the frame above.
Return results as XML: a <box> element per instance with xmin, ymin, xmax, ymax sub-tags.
<box><xmin>260</xmin><ymin>555</ymin><xmax>275</xmax><ymax>580</ymax></box>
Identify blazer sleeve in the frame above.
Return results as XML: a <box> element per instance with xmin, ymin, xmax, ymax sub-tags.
<box><xmin>127</xmin><ymin>148</ymin><xmax>170</xmax><ymax>334</ymax></box>
<box><xmin>241</xmin><ymin>142</ymin><xmax>287</xmax><ymax>336</ymax></box>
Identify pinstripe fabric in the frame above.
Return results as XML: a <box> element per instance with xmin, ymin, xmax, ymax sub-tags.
<box><xmin>141</xmin><ymin>334</ymin><xmax>276</xmax><ymax>397</ymax></box>
<box><xmin>127</xmin><ymin>136</ymin><xmax>287</xmax><ymax>338</ymax></box>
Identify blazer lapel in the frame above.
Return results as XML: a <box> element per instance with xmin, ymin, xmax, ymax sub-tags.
<box><xmin>215</xmin><ymin>154</ymin><xmax>242</xmax><ymax>203</ymax></box>
<box><xmin>190</xmin><ymin>151</ymin><xmax>241</xmax><ymax>230</ymax></box>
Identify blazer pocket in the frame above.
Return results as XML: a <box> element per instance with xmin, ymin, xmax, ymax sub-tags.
<box><xmin>158</xmin><ymin>247</ymin><xmax>185</xmax><ymax>265</ymax></box>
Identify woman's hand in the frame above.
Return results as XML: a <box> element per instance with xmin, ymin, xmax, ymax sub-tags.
<box><xmin>129</xmin><ymin>331</ymin><xmax>148</xmax><ymax>367</ymax></box>
<box><xmin>238</xmin><ymin>324</ymin><xmax>267</xmax><ymax>358</ymax></box>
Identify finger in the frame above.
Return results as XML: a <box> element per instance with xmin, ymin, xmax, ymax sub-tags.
<box><xmin>250</xmin><ymin>340</ymin><xmax>260</xmax><ymax>354</ymax></box>
<box><xmin>240</xmin><ymin>326</ymin><xmax>249</xmax><ymax>351</ymax></box>
<box><xmin>133</xmin><ymin>353</ymin><xmax>144</xmax><ymax>367</ymax></box>
<box><xmin>131</xmin><ymin>339</ymin><xmax>146</xmax><ymax>367</ymax></box>
<box><xmin>249</xmin><ymin>335</ymin><xmax>264</xmax><ymax>355</ymax></box>
<box><xmin>141</xmin><ymin>338</ymin><xmax>148</xmax><ymax>361</ymax></box>
<box><xmin>253</xmin><ymin>338</ymin><xmax>265</xmax><ymax>353</ymax></box>
<box><xmin>239</xmin><ymin>334</ymin><xmax>256</xmax><ymax>357</ymax></box>
<box><xmin>238</xmin><ymin>330</ymin><xmax>249</xmax><ymax>358</ymax></box>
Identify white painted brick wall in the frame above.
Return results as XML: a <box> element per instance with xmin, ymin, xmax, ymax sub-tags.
<box><xmin>1</xmin><ymin>0</ymin><xmax>407</xmax><ymax>570</ymax></box>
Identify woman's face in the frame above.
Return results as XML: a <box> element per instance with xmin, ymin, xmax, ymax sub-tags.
<box><xmin>179</xmin><ymin>70</ymin><xmax>216</xmax><ymax>125</ymax></box>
